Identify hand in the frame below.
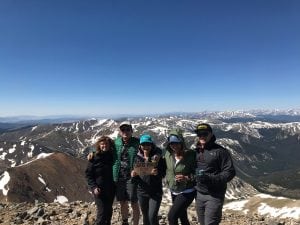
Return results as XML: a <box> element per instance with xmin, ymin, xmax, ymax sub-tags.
<box><xmin>93</xmin><ymin>187</ymin><xmax>101</xmax><ymax>196</ymax></box>
<box><xmin>87</xmin><ymin>153</ymin><xmax>94</xmax><ymax>161</ymax></box>
<box><xmin>175</xmin><ymin>174</ymin><xmax>188</xmax><ymax>182</ymax></box>
<box><xmin>131</xmin><ymin>170</ymin><xmax>138</xmax><ymax>177</ymax></box>
<box><xmin>151</xmin><ymin>168</ymin><xmax>158</xmax><ymax>176</ymax></box>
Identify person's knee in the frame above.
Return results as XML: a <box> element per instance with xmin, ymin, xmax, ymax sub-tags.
<box><xmin>205</xmin><ymin>207</ymin><xmax>222</xmax><ymax>224</ymax></box>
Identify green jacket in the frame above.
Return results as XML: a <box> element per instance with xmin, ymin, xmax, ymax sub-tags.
<box><xmin>112</xmin><ymin>136</ymin><xmax>139</xmax><ymax>182</ymax></box>
<box><xmin>165</xmin><ymin>149</ymin><xmax>196</xmax><ymax>192</ymax></box>
<box><xmin>164</xmin><ymin>128</ymin><xmax>196</xmax><ymax>192</ymax></box>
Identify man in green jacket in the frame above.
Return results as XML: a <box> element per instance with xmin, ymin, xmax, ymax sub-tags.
<box><xmin>87</xmin><ymin>121</ymin><xmax>140</xmax><ymax>225</ymax></box>
<box><xmin>113</xmin><ymin>121</ymin><xmax>140</xmax><ymax>225</ymax></box>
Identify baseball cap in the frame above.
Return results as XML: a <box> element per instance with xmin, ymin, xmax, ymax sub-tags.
<box><xmin>169</xmin><ymin>135</ymin><xmax>181</xmax><ymax>143</ymax></box>
<box><xmin>119</xmin><ymin>121</ymin><xmax>132</xmax><ymax>129</ymax></box>
<box><xmin>140</xmin><ymin>134</ymin><xmax>153</xmax><ymax>144</ymax></box>
<box><xmin>194</xmin><ymin>123</ymin><xmax>212</xmax><ymax>133</ymax></box>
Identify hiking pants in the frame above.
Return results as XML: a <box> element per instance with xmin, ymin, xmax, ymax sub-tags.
<box><xmin>138</xmin><ymin>194</ymin><xmax>162</xmax><ymax>225</ymax></box>
<box><xmin>196</xmin><ymin>192</ymin><xmax>224</xmax><ymax>225</ymax></box>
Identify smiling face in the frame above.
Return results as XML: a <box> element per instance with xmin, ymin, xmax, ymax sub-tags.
<box><xmin>99</xmin><ymin>140</ymin><xmax>110</xmax><ymax>152</ymax></box>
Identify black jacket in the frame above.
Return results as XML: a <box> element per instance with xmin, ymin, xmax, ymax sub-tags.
<box><xmin>132</xmin><ymin>146</ymin><xmax>166</xmax><ymax>197</ymax></box>
<box><xmin>85</xmin><ymin>150</ymin><xmax>114</xmax><ymax>193</ymax></box>
<box><xmin>195</xmin><ymin>135</ymin><xmax>235</xmax><ymax>199</ymax></box>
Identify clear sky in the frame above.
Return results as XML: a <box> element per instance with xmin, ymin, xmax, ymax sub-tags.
<box><xmin>0</xmin><ymin>0</ymin><xmax>299</xmax><ymax>117</ymax></box>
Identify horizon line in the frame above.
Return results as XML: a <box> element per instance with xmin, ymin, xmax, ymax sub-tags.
<box><xmin>1</xmin><ymin>108</ymin><xmax>300</xmax><ymax>119</ymax></box>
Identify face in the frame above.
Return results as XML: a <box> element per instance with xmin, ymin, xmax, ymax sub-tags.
<box><xmin>120</xmin><ymin>125</ymin><xmax>133</xmax><ymax>140</ymax></box>
<box><xmin>140</xmin><ymin>143</ymin><xmax>152</xmax><ymax>154</ymax></box>
<box><xmin>197</xmin><ymin>131</ymin><xmax>212</xmax><ymax>145</ymax></box>
<box><xmin>99</xmin><ymin>141</ymin><xmax>110</xmax><ymax>151</ymax></box>
<box><xmin>169</xmin><ymin>142</ymin><xmax>182</xmax><ymax>153</ymax></box>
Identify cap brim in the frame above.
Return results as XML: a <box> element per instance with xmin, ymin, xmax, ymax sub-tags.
<box><xmin>120</xmin><ymin>124</ymin><xmax>130</xmax><ymax>127</ymax></box>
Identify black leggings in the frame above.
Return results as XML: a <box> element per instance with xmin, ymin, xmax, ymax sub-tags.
<box><xmin>168</xmin><ymin>191</ymin><xmax>196</xmax><ymax>225</ymax></box>
<box><xmin>94</xmin><ymin>188</ymin><xmax>115</xmax><ymax>225</ymax></box>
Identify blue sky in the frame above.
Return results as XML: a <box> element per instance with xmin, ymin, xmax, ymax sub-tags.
<box><xmin>0</xmin><ymin>0</ymin><xmax>299</xmax><ymax>116</ymax></box>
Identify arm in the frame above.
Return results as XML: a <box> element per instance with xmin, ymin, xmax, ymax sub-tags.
<box><xmin>131</xmin><ymin>154</ymin><xmax>142</xmax><ymax>184</ymax></box>
<box><xmin>152</xmin><ymin>147</ymin><xmax>162</xmax><ymax>162</ymax></box>
<box><xmin>157</xmin><ymin>157</ymin><xmax>167</xmax><ymax>178</ymax></box>
<box><xmin>207</xmin><ymin>148</ymin><xmax>236</xmax><ymax>186</ymax></box>
<box><xmin>85</xmin><ymin>161</ymin><xmax>98</xmax><ymax>191</ymax></box>
<box><xmin>87</xmin><ymin>146</ymin><xmax>96</xmax><ymax>160</ymax></box>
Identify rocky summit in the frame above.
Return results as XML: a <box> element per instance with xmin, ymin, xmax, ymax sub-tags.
<box><xmin>0</xmin><ymin>201</ymin><xmax>299</xmax><ymax>225</ymax></box>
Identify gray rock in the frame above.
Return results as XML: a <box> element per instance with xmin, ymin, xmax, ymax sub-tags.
<box><xmin>36</xmin><ymin>207</ymin><xmax>45</xmax><ymax>217</ymax></box>
<box><xmin>27</xmin><ymin>206</ymin><xmax>39</xmax><ymax>215</ymax></box>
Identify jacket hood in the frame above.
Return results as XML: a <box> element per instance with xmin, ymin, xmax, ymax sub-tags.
<box><xmin>165</xmin><ymin>128</ymin><xmax>187</xmax><ymax>152</ymax></box>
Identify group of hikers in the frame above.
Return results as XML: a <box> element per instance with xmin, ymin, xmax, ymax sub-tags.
<box><xmin>85</xmin><ymin>121</ymin><xmax>236</xmax><ymax>225</ymax></box>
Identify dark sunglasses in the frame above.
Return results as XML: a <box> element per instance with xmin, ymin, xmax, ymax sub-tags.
<box><xmin>120</xmin><ymin>127</ymin><xmax>131</xmax><ymax>132</ymax></box>
<box><xmin>197</xmin><ymin>131</ymin><xmax>210</xmax><ymax>137</ymax></box>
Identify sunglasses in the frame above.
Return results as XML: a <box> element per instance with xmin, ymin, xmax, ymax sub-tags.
<box><xmin>120</xmin><ymin>127</ymin><xmax>131</xmax><ymax>132</ymax></box>
<box><xmin>197</xmin><ymin>131</ymin><xmax>210</xmax><ymax>137</ymax></box>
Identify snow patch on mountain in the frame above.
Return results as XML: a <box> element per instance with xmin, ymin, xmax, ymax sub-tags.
<box><xmin>27</xmin><ymin>144</ymin><xmax>35</xmax><ymax>158</ymax></box>
<box><xmin>75</xmin><ymin>122</ymin><xmax>79</xmax><ymax>132</ymax></box>
<box><xmin>92</xmin><ymin>119</ymin><xmax>108</xmax><ymax>128</ymax></box>
<box><xmin>150</xmin><ymin>126</ymin><xmax>169</xmax><ymax>136</ymax></box>
<box><xmin>223</xmin><ymin>199</ymin><xmax>249</xmax><ymax>212</ymax></box>
<box><xmin>223</xmin><ymin>194</ymin><xmax>300</xmax><ymax>220</ymax></box>
<box><xmin>8</xmin><ymin>144</ymin><xmax>16</xmax><ymax>154</ymax></box>
<box><xmin>38</xmin><ymin>174</ymin><xmax>46</xmax><ymax>185</ymax></box>
<box><xmin>37</xmin><ymin>174</ymin><xmax>52</xmax><ymax>192</ymax></box>
<box><xmin>37</xmin><ymin>153</ymin><xmax>53</xmax><ymax>159</ymax></box>
<box><xmin>16</xmin><ymin>153</ymin><xmax>54</xmax><ymax>167</ymax></box>
<box><xmin>54</xmin><ymin>195</ymin><xmax>68</xmax><ymax>204</ymax></box>
<box><xmin>0</xmin><ymin>171</ymin><xmax>10</xmax><ymax>196</ymax></box>
<box><xmin>0</xmin><ymin>152</ymin><xmax>7</xmax><ymax>160</ymax></box>
<box><xmin>258</xmin><ymin>203</ymin><xmax>300</xmax><ymax>219</ymax></box>
<box><xmin>109</xmin><ymin>130</ymin><xmax>119</xmax><ymax>139</ymax></box>
<box><xmin>8</xmin><ymin>159</ymin><xmax>16</xmax><ymax>167</ymax></box>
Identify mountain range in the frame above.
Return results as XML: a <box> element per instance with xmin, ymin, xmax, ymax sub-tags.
<box><xmin>0</xmin><ymin>110</ymin><xmax>300</xmax><ymax>220</ymax></box>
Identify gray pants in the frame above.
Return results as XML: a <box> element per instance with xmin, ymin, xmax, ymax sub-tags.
<box><xmin>196</xmin><ymin>192</ymin><xmax>224</xmax><ymax>225</ymax></box>
<box><xmin>138</xmin><ymin>194</ymin><xmax>162</xmax><ymax>225</ymax></box>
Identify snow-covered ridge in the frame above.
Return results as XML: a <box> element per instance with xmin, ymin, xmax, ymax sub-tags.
<box><xmin>15</xmin><ymin>153</ymin><xmax>54</xmax><ymax>167</ymax></box>
<box><xmin>218</xmin><ymin>121</ymin><xmax>300</xmax><ymax>138</ymax></box>
<box><xmin>224</xmin><ymin>194</ymin><xmax>300</xmax><ymax>219</ymax></box>
<box><xmin>1</xmin><ymin>116</ymin><xmax>300</xmax><ymax>168</ymax></box>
